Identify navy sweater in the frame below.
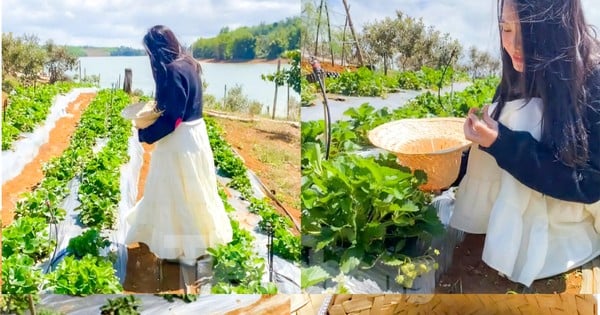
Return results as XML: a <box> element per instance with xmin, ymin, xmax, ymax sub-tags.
<box><xmin>138</xmin><ymin>59</ymin><xmax>203</xmax><ymax>144</ymax></box>
<box><xmin>454</xmin><ymin>68</ymin><xmax>600</xmax><ymax>204</ymax></box>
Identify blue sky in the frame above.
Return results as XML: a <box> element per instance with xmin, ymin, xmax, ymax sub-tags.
<box><xmin>2</xmin><ymin>0</ymin><xmax>300</xmax><ymax>48</ymax></box>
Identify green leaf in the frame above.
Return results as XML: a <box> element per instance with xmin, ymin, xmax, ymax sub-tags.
<box><xmin>340</xmin><ymin>247</ymin><xmax>364</xmax><ymax>274</ymax></box>
<box><xmin>301</xmin><ymin>266</ymin><xmax>331</xmax><ymax>289</ymax></box>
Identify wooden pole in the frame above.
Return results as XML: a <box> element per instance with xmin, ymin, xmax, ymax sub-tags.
<box><xmin>342</xmin><ymin>16</ymin><xmax>348</xmax><ymax>66</ymax></box>
<box><xmin>272</xmin><ymin>59</ymin><xmax>281</xmax><ymax>119</ymax></box>
<box><xmin>314</xmin><ymin>0</ymin><xmax>324</xmax><ymax>57</ymax></box>
<box><xmin>123</xmin><ymin>68</ymin><xmax>133</xmax><ymax>94</ymax></box>
<box><xmin>223</xmin><ymin>84</ymin><xmax>227</xmax><ymax>110</ymax></box>
<box><xmin>287</xmin><ymin>84</ymin><xmax>290</xmax><ymax>120</ymax></box>
<box><xmin>342</xmin><ymin>0</ymin><xmax>365</xmax><ymax>66</ymax></box>
<box><xmin>325</xmin><ymin>2</ymin><xmax>335</xmax><ymax>66</ymax></box>
<box><xmin>79</xmin><ymin>60</ymin><xmax>82</xmax><ymax>82</ymax></box>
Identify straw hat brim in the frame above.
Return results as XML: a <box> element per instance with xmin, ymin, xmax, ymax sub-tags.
<box><xmin>121</xmin><ymin>101</ymin><xmax>162</xmax><ymax>128</ymax></box>
<box><xmin>368</xmin><ymin>117</ymin><xmax>473</xmax><ymax>190</ymax></box>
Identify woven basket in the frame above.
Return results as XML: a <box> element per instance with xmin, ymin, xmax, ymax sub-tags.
<box><xmin>368</xmin><ymin>118</ymin><xmax>471</xmax><ymax>191</ymax></box>
<box><xmin>324</xmin><ymin>294</ymin><xmax>597</xmax><ymax>315</ymax></box>
<box><xmin>121</xmin><ymin>101</ymin><xmax>162</xmax><ymax>129</ymax></box>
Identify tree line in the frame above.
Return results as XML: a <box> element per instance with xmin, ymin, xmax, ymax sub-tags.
<box><xmin>302</xmin><ymin>1</ymin><xmax>500</xmax><ymax>79</ymax></box>
<box><xmin>192</xmin><ymin>17</ymin><xmax>301</xmax><ymax>60</ymax></box>
<box><xmin>2</xmin><ymin>33</ymin><xmax>78</xmax><ymax>88</ymax></box>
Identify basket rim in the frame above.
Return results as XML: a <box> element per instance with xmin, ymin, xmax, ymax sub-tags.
<box><xmin>368</xmin><ymin>117</ymin><xmax>472</xmax><ymax>156</ymax></box>
<box><xmin>121</xmin><ymin>101</ymin><xmax>161</xmax><ymax>120</ymax></box>
<box><xmin>394</xmin><ymin>142</ymin><xmax>472</xmax><ymax>156</ymax></box>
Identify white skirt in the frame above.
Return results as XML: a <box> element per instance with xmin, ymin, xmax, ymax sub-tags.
<box><xmin>125</xmin><ymin>118</ymin><xmax>233</xmax><ymax>264</ymax></box>
<box><xmin>450</xmin><ymin>98</ymin><xmax>600</xmax><ymax>286</ymax></box>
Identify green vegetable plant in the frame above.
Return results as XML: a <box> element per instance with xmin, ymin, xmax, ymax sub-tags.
<box><xmin>1</xmin><ymin>254</ymin><xmax>45</xmax><ymax>315</ymax></box>
<box><xmin>67</xmin><ymin>228</ymin><xmax>111</xmax><ymax>259</ymax></box>
<box><xmin>47</xmin><ymin>254</ymin><xmax>123</xmax><ymax>296</ymax></box>
<box><xmin>100</xmin><ymin>295</ymin><xmax>141</xmax><ymax>315</ymax></box>
<box><xmin>2</xmin><ymin>216</ymin><xmax>55</xmax><ymax>262</ymax></box>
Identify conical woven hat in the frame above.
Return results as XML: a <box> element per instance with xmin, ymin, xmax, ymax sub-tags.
<box><xmin>121</xmin><ymin>101</ymin><xmax>162</xmax><ymax>129</ymax></box>
<box><xmin>368</xmin><ymin>117</ymin><xmax>472</xmax><ymax>191</ymax></box>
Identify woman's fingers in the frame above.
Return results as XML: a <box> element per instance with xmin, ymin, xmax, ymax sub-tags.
<box><xmin>464</xmin><ymin>115</ymin><xmax>480</xmax><ymax>142</ymax></box>
<box><xmin>464</xmin><ymin>106</ymin><xmax>499</xmax><ymax>147</ymax></box>
<box><xmin>481</xmin><ymin>105</ymin><xmax>497</xmax><ymax>128</ymax></box>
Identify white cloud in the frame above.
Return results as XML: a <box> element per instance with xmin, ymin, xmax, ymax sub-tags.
<box><xmin>2</xmin><ymin>0</ymin><xmax>299</xmax><ymax>48</ymax></box>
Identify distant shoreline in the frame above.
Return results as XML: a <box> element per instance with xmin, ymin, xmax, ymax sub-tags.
<box><xmin>197</xmin><ymin>58</ymin><xmax>290</xmax><ymax>65</ymax></box>
<box><xmin>77</xmin><ymin>55</ymin><xmax>289</xmax><ymax>65</ymax></box>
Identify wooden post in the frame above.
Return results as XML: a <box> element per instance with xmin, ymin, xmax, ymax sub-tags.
<box><xmin>272</xmin><ymin>59</ymin><xmax>281</xmax><ymax>119</ymax></box>
<box><xmin>78</xmin><ymin>60</ymin><xmax>82</xmax><ymax>82</ymax></box>
<box><xmin>223</xmin><ymin>84</ymin><xmax>227</xmax><ymax>110</ymax></box>
<box><xmin>325</xmin><ymin>2</ymin><xmax>335</xmax><ymax>66</ymax></box>
<box><xmin>2</xmin><ymin>91</ymin><xmax>8</xmax><ymax>122</ymax></box>
<box><xmin>342</xmin><ymin>0</ymin><xmax>365</xmax><ymax>66</ymax></box>
<box><xmin>123</xmin><ymin>68</ymin><xmax>132</xmax><ymax>94</ymax></box>
<box><xmin>314</xmin><ymin>0</ymin><xmax>324</xmax><ymax>57</ymax></box>
<box><xmin>287</xmin><ymin>84</ymin><xmax>290</xmax><ymax>120</ymax></box>
<box><xmin>342</xmin><ymin>17</ymin><xmax>349</xmax><ymax>66</ymax></box>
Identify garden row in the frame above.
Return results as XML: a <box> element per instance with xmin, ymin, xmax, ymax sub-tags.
<box><xmin>300</xmin><ymin>76</ymin><xmax>498</xmax><ymax>292</ymax></box>
<box><xmin>2</xmin><ymin>84</ymin><xmax>302</xmax><ymax>313</ymax></box>
<box><xmin>2</xmin><ymin>82</ymin><xmax>93</xmax><ymax>150</ymax></box>
<box><xmin>301</xmin><ymin>66</ymin><xmax>470</xmax><ymax>104</ymax></box>
<box><xmin>2</xmin><ymin>88</ymin><xmax>132</xmax><ymax>314</ymax></box>
<box><xmin>204</xmin><ymin>117</ymin><xmax>301</xmax><ymax>293</ymax></box>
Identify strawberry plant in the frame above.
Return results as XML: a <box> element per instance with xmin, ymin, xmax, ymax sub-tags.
<box><xmin>67</xmin><ymin>228</ymin><xmax>111</xmax><ymax>259</ymax></box>
<box><xmin>100</xmin><ymin>295</ymin><xmax>141</xmax><ymax>315</ymax></box>
<box><xmin>1</xmin><ymin>254</ymin><xmax>45</xmax><ymax>315</ymax></box>
<box><xmin>250</xmin><ymin>197</ymin><xmax>301</xmax><ymax>262</ymax></box>
<box><xmin>47</xmin><ymin>254</ymin><xmax>123</xmax><ymax>295</ymax></box>
<box><xmin>302</xmin><ymin>142</ymin><xmax>444</xmax><ymax>287</ymax></box>
<box><xmin>2</xmin><ymin>216</ymin><xmax>55</xmax><ymax>262</ymax></box>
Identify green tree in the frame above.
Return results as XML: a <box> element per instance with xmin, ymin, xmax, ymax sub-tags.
<box><xmin>2</xmin><ymin>33</ymin><xmax>47</xmax><ymax>85</ymax></box>
<box><xmin>267</xmin><ymin>37</ymin><xmax>287</xmax><ymax>60</ymax></box>
<box><xmin>360</xmin><ymin>11</ymin><xmax>463</xmax><ymax>72</ymax></box>
<box><xmin>192</xmin><ymin>37</ymin><xmax>218</xmax><ymax>59</ymax></box>
<box><xmin>362</xmin><ymin>17</ymin><xmax>401</xmax><ymax>75</ymax></box>
<box><xmin>44</xmin><ymin>40</ymin><xmax>78</xmax><ymax>83</ymax></box>
<box><xmin>261</xmin><ymin>50</ymin><xmax>301</xmax><ymax>94</ymax></box>
<box><xmin>462</xmin><ymin>46</ymin><xmax>501</xmax><ymax>79</ymax></box>
<box><xmin>231</xmin><ymin>29</ymin><xmax>256</xmax><ymax>59</ymax></box>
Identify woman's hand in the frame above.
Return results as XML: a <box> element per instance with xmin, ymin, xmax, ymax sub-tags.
<box><xmin>464</xmin><ymin>104</ymin><xmax>499</xmax><ymax>148</ymax></box>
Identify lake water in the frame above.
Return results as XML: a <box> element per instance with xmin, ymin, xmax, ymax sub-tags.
<box><xmin>69</xmin><ymin>56</ymin><xmax>297</xmax><ymax>119</ymax></box>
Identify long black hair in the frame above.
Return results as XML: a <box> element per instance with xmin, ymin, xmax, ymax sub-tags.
<box><xmin>494</xmin><ymin>0</ymin><xmax>600</xmax><ymax>167</ymax></box>
<box><xmin>143</xmin><ymin>25</ymin><xmax>200</xmax><ymax>89</ymax></box>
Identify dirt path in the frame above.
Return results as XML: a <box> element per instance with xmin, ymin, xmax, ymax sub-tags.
<box><xmin>435</xmin><ymin>233</ymin><xmax>582</xmax><ymax>294</ymax></box>
<box><xmin>1</xmin><ymin>92</ymin><xmax>96</xmax><ymax>227</ymax></box>
<box><xmin>212</xmin><ymin>116</ymin><xmax>301</xmax><ymax>230</ymax></box>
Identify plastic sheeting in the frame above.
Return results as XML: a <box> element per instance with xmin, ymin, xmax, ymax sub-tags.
<box><xmin>112</xmin><ymin>129</ymin><xmax>144</xmax><ymax>283</ymax></box>
<box><xmin>37</xmin><ymin>294</ymin><xmax>262</xmax><ymax>315</ymax></box>
<box><xmin>2</xmin><ymin>88</ymin><xmax>98</xmax><ymax>185</ymax></box>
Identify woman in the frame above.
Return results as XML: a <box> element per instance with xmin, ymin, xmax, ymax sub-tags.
<box><xmin>450</xmin><ymin>0</ymin><xmax>600</xmax><ymax>287</ymax></box>
<box><xmin>125</xmin><ymin>25</ymin><xmax>233</xmax><ymax>291</ymax></box>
